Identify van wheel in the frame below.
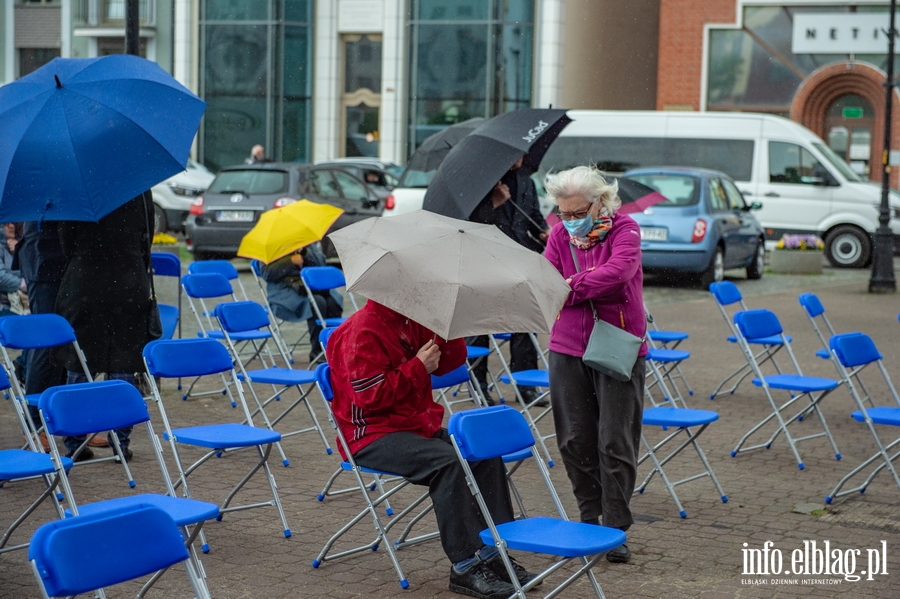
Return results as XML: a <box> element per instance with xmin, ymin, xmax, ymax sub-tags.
<box><xmin>825</xmin><ymin>225</ymin><xmax>870</xmax><ymax>268</ymax></box>
<box><xmin>699</xmin><ymin>247</ymin><xmax>725</xmax><ymax>288</ymax></box>
<box><xmin>746</xmin><ymin>240</ymin><xmax>765</xmax><ymax>280</ymax></box>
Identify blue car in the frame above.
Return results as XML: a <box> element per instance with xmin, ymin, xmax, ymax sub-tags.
<box><xmin>623</xmin><ymin>167</ymin><xmax>766</xmax><ymax>287</ymax></box>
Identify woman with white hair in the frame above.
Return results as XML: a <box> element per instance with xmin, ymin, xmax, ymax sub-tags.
<box><xmin>542</xmin><ymin>165</ymin><xmax>647</xmax><ymax>564</ymax></box>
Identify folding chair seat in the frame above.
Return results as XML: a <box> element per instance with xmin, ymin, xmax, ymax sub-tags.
<box><xmin>432</xmin><ymin>363</ymin><xmax>485</xmax><ymax>413</ymax></box>
<box><xmin>143</xmin><ymin>338</ymin><xmax>292</xmax><ymax>538</ymax></box>
<box><xmin>645</xmin><ymin>340</ymin><xmax>692</xmax><ymax>408</ymax></box>
<box><xmin>214</xmin><ymin>300</ymin><xmax>331</xmax><ymax>461</ymax></box>
<box><xmin>37</xmin><ymin>379</ymin><xmax>219</xmax><ymax>597</ymax></box>
<box><xmin>645</xmin><ymin>312</ymin><xmax>693</xmax><ymax>402</ymax></box>
<box><xmin>0</xmin><ymin>314</ymin><xmax>95</xmax><ymax>458</ymax></box>
<box><xmin>313</xmin><ymin>363</ymin><xmax>436</xmax><ymax>589</ymax></box>
<box><xmin>731</xmin><ymin>308</ymin><xmax>841</xmax><ymax>469</ymax></box>
<box><xmin>151</xmin><ymin>252</ymin><xmax>182</xmax><ymax>341</ymax></box>
<box><xmin>636</xmin><ymin>357</ymin><xmax>727</xmax><ymax>518</ymax></box>
<box><xmin>826</xmin><ymin>333</ymin><xmax>900</xmax><ymax>503</ymax></box>
<box><xmin>708</xmin><ymin>281</ymin><xmax>788</xmax><ymax>399</ymax></box>
<box><xmin>493</xmin><ymin>333</ymin><xmax>555</xmax><ymax>466</ymax></box>
<box><xmin>448</xmin><ymin>405</ymin><xmax>626</xmax><ymax>598</ymax></box>
<box><xmin>29</xmin><ymin>504</ymin><xmax>206</xmax><ymax>599</ymax></box>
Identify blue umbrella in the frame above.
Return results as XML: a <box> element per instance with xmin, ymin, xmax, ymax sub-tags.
<box><xmin>0</xmin><ymin>54</ymin><xmax>207</xmax><ymax>222</ymax></box>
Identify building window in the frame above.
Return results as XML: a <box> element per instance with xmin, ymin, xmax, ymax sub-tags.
<box><xmin>199</xmin><ymin>0</ymin><xmax>312</xmax><ymax>171</ymax></box>
<box><xmin>19</xmin><ymin>48</ymin><xmax>60</xmax><ymax>77</ymax></box>
<box><xmin>407</xmin><ymin>0</ymin><xmax>534</xmax><ymax>155</ymax></box>
<box><xmin>96</xmin><ymin>37</ymin><xmax>148</xmax><ymax>57</ymax></box>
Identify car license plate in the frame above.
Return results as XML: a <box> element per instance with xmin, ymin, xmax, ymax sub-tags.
<box><xmin>640</xmin><ymin>227</ymin><xmax>668</xmax><ymax>241</ymax></box>
<box><xmin>216</xmin><ymin>210</ymin><xmax>254</xmax><ymax>223</ymax></box>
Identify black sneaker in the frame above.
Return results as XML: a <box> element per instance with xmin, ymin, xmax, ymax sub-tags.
<box><xmin>519</xmin><ymin>388</ymin><xmax>549</xmax><ymax>408</ymax></box>
<box><xmin>485</xmin><ymin>554</ymin><xmax>541</xmax><ymax>588</ymax></box>
<box><xmin>65</xmin><ymin>447</ymin><xmax>94</xmax><ymax>463</ymax></box>
<box><xmin>606</xmin><ymin>543</ymin><xmax>631</xmax><ymax>563</ymax></box>
<box><xmin>479</xmin><ymin>386</ymin><xmax>496</xmax><ymax>407</ymax></box>
<box><xmin>449</xmin><ymin>561</ymin><xmax>515</xmax><ymax>599</ymax></box>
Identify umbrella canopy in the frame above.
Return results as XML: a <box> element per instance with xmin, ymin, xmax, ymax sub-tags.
<box><xmin>237</xmin><ymin>199</ymin><xmax>344</xmax><ymax>264</ymax></box>
<box><xmin>327</xmin><ymin>210</ymin><xmax>571</xmax><ymax>339</ymax></box>
<box><xmin>615</xmin><ymin>178</ymin><xmax>670</xmax><ymax>215</ymax></box>
<box><xmin>422</xmin><ymin>108</ymin><xmax>571</xmax><ymax>220</ymax></box>
<box><xmin>0</xmin><ymin>54</ymin><xmax>206</xmax><ymax>222</ymax></box>
<box><xmin>405</xmin><ymin>117</ymin><xmax>484</xmax><ymax>175</ymax></box>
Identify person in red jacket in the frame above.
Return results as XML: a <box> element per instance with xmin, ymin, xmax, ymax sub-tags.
<box><xmin>326</xmin><ymin>300</ymin><xmax>536</xmax><ymax>599</ymax></box>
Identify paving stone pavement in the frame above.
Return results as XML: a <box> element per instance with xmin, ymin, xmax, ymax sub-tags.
<box><xmin>2</xmin><ymin>259</ymin><xmax>900</xmax><ymax>598</ymax></box>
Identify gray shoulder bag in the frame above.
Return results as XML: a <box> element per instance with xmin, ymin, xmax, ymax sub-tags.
<box><xmin>569</xmin><ymin>244</ymin><xmax>642</xmax><ymax>382</ymax></box>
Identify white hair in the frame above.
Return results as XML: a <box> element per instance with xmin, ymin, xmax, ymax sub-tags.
<box><xmin>543</xmin><ymin>166</ymin><xmax>621</xmax><ymax>216</ymax></box>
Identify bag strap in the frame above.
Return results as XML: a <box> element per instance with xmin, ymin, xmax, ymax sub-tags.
<box><xmin>142</xmin><ymin>192</ymin><xmax>157</xmax><ymax>302</ymax></box>
<box><xmin>569</xmin><ymin>243</ymin><xmax>599</xmax><ymax>323</ymax></box>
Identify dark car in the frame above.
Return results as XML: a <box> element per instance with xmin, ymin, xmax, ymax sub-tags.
<box><xmin>623</xmin><ymin>167</ymin><xmax>766</xmax><ymax>287</ymax></box>
<box><xmin>314</xmin><ymin>158</ymin><xmax>402</xmax><ymax>201</ymax></box>
<box><xmin>185</xmin><ymin>162</ymin><xmax>383</xmax><ymax>260</ymax></box>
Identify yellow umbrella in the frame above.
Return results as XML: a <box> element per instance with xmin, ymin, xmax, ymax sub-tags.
<box><xmin>237</xmin><ymin>199</ymin><xmax>344</xmax><ymax>264</ymax></box>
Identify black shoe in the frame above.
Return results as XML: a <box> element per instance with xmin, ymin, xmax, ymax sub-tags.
<box><xmin>117</xmin><ymin>447</ymin><xmax>133</xmax><ymax>463</ymax></box>
<box><xmin>519</xmin><ymin>388</ymin><xmax>549</xmax><ymax>408</ymax></box>
<box><xmin>479</xmin><ymin>386</ymin><xmax>496</xmax><ymax>407</ymax></box>
<box><xmin>65</xmin><ymin>447</ymin><xmax>94</xmax><ymax>463</ymax></box>
<box><xmin>485</xmin><ymin>554</ymin><xmax>541</xmax><ymax>588</ymax></box>
<box><xmin>606</xmin><ymin>543</ymin><xmax>631</xmax><ymax>563</ymax></box>
<box><xmin>449</xmin><ymin>561</ymin><xmax>515</xmax><ymax>599</ymax></box>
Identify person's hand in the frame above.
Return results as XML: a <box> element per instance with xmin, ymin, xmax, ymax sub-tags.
<box><xmin>490</xmin><ymin>182</ymin><xmax>511</xmax><ymax>208</ymax></box>
<box><xmin>290</xmin><ymin>252</ymin><xmax>304</xmax><ymax>267</ymax></box>
<box><xmin>18</xmin><ymin>279</ymin><xmax>26</xmax><ymax>293</ymax></box>
<box><xmin>539</xmin><ymin>228</ymin><xmax>551</xmax><ymax>241</ymax></box>
<box><xmin>416</xmin><ymin>339</ymin><xmax>441</xmax><ymax>374</ymax></box>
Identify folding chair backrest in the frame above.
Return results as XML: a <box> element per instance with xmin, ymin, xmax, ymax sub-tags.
<box><xmin>0</xmin><ymin>314</ymin><xmax>77</xmax><ymax>349</ymax></box>
<box><xmin>0</xmin><ymin>363</ymin><xmax>10</xmax><ymax>392</ymax></box>
<box><xmin>182</xmin><ymin>272</ymin><xmax>234</xmax><ymax>299</ymax></box>
<box><xmin>709</xmin><ymin>281</ymin><xmax>743</xmax><ymax>306</ymax></box>
<box><xmin>39</xmin><ymin>380</ymin><xmax>150</xmax><ymax>437</ymax></box>
<box><xmin>188</xmin><ymin>259</ymin><xmax>240</xmax><ymax>280</ymax></box>
<box><xmin>301</xmin><ymin>266</ymin><xmax>346</xmax><ymax>291</ymax></box>
<box><xmin>734</xmin><ymin>309</ymin><xmax>783</xmax><ymax>340</ymax></box>
<box><xmin>830</xmin><ymin>333</ymin><xmax>882</xmax><ymax>369</ymax></box>
<box><xmin>151</xmin><ymin>253</ymin><xmax>181</xmax><ymax>278</ymax></box>
<box><xmin>798</xmin><ymin>292</ymin><xmax>825</xmax><ymax>318</ymax></box>
<box><xmin>319</xmin><ymin>326</ymin><xmax>338</xmax><ymax>351</ymax></box>
<box><xmin>214</xmin><ymin>300</ymin><xmax>271</xmax><ymax>333</ymax></box>
<box><xmin>29</xmin><ymin>504</ymin><xmax>189</xmax><ymax>597</ymax></box>
<box><xmin>315</xmin><ymin>363</ymin><xmax>334</xmax><ymax>402</ymax></box>
<box><xmin>448</xmin><ymin>405</ymin><xmax>535</xmax><ymax>460</ymax></box>
<box><xmin>143</xmin><ymin>338</ymin><xmax>234</xmax><ymax>378</ymax></box>
<box><xmin>249</xmin><ymin>259</ymin><xmax>263</xmax><ymax>279</ymax></box>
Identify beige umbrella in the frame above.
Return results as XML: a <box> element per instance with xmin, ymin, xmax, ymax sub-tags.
<box><xmin>327</xmin><ymin>210</ymin><xmax>570</xmax><ymax>339</ymax></box>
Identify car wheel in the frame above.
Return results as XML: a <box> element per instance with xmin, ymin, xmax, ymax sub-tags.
<box><xmin>153</xmin><ymin>203</ymin><xmax>167</xmax><ymax>234</ymax></box>
<box><xmin>825</xmin><ymin>225</ymin><xmax>871</xmax><ymax>268</ymax></box>
<box><xmin>699</xmin><ymin>246</ymin><xmax>725</xmax><ymax>289</ymax></box>
<box><xmin>746</xmin><ymin>240</ymin><xmax>765</xmax><ymax>280</ymax></box>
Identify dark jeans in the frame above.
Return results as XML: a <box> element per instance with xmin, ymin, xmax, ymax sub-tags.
<box><xmin>63</xmin><ymin>371</ymin><xmax>134</xmax><ymax>452</ymax></box>
<box><xmin>466</xmin><ymin>333</ymin><xmax>538</xmax><ymax>389</ymax></box>
<box><xmin>25</xmin><ymin>280</ymin><xmax>66</xmax><ymax>424</ymax></box>
<box><xmin>354</xmin><ymin>429</ymin><xmax>514</xmax><ymax>563</ymax></box>
<box><xmin>308</xmin><ymin>292</ymin><xmax>342</xmax><ymax>359</ymax></box>
<box><xmin>549</xmin><ymin>351</ymin><xmax>644</xmax><ymax>530</ymax></box>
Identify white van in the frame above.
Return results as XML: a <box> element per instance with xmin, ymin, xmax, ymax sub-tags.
<box><xmin>540</xmin><ymin>110</ymin><xmax>900</xmax><ymax>268</ymax></box>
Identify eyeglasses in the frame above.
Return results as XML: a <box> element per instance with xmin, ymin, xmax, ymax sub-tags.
<box><xmin>558</xmin><ymin>207</ymin><xmax>593</xmax><ymax>221</ymax></box>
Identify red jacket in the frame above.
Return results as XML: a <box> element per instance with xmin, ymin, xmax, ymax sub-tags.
<box><xmin>325</xmin><ymin>301</ymin><xmax>468</xmax><ymax>458</ymax></box>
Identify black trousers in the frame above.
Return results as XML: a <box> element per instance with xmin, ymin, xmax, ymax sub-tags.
<box><xmin>549</xmin><ymin>351</ymin><xmax>644</xmax><ymax>530</ymax></box>
<box><xmin>466</xmin><ymin>333</ymin><xmax>537</xmax><ymax>388</ymax></box>
<box><xmin>354</xmin><ymin>429</ymin><xmax>514</xmax><ymax>563</ymax></box>
<box><xmin>26</xmin><ymin>280</ymin><xmax>66</xmax><ymax>423</ymax></box>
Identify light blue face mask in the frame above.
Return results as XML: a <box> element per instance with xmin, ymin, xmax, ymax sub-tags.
<box><xmin>562</xmin><ymin>215</ymin><xmax>594</xmax><ymax>238</ymax></box>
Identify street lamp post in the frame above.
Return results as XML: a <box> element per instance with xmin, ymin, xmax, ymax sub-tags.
<box><xmin>870</xmin><ymin>0</ymin><xmax>898</xmax><ymax>293</ymax></box>
<box><xmin>125</xmin><ymin>0</ymin><xmax>140</xmax><ymax>56</ymax></box>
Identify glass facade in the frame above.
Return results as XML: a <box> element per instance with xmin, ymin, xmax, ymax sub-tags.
<box><xmin>199</xmin><ymin>0</ymin><xmax>311</xmax><ymax>171</ymax></box>
<box><xmin>407</xmin><ymin>0</ymin><xmax>534</xmax><ymax>155</ymax></box>
<box><xmin>707</xmin><ymin>5</ymin><xmax>892</xmax><ymax>114</ymax></box>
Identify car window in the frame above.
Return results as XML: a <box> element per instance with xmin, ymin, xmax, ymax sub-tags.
<box><xmin>624</xmin><ymin>174</ymin><xmax>701</xmax><ymax>206</ymax></box>
<box><xmin>207</xmin><ymin>170</ymin><xmax>288</xmax><ymax>195</ymax></box>
<box><xmin>308</xmin><ymin>170</ymin><xmax>341</xmax><ymax>198</ymax></box>
<box><xmin>720</xmin><ymin>178</ymin><xmax>747</xmax><ymax>210</ymax></box>
<box><xmin>708</xmin><ymin>179</ymin><xmax>730</xmax><ymax>211</ymax></box>
<box><xmin>769</xmin><ymin>141</ymin><xmax>829</xmax><ymax>185</ymax></box>
<box><xmin>333</xmin><ymin>170</ymin><xmax>369</xmax><ymax>200</ymax></box>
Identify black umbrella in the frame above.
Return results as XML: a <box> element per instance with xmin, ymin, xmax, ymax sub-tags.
<box><xmin>422</xmin><ymin>109</ymin><xmax>571</xmax><ymax>220</ymax></box>
<box><xmin>406</xmin><ymin>117</ymin><xmax>485</xmax><ymax>174</ymax></box>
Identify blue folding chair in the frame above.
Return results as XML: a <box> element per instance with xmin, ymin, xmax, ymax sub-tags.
<box><xmin>248</xmin><ymin>258</ymin><xmax>304</xmax><ymax>360</ymax></box>
<box><xmin>826</xmin><ymin>333</ymin><xmax>900</xmax><ymax>503</ymax></box>
<box><xmin>644</xmin><ymin>312</ymin><xmax>693</xmax><ymax>404</ymax></box>
<box><xmin>29</xmin><ymin>505</ymin><xmax>206</xmax><ymax>599</ymax></box>
<box><xmin>188</xmin><ymin>259</ymin><xmax>252</xmax><ymax>300</ymax></box>
<box><xmin>432</xmin><ymin>363</ymin><xmax>487</xmax><ymax>413</ymax></box>
<box><xmin>731</xmin><ymin>309</ymin><xmax>841</xmax><ymax>469</ymax></box>
<box><xmin>449</xmin><ymin>405</ymin><xmax>626</xmax><ymax>598</ymax></box>
<box><xmin>214</xmin><ymin>301</ymin><xmax>331</xmax><ymax>461</ymax></box>
<box><xmin>151</xmin><ymin>252</ymin><xmax>182</xmax><ymax>341</ymax></box>
<box><xmin>708</xmin><ymin>281</ymin><xmax>788</xmax><ymax>399</ymax></box>
<box><xmin>143</xmin><ymin>338</ymin><xmax>292</xmax><ymax>538</ymax></box>
<box><xmin>38</xmin><ymin>379</ymin><xmax>218</xmax><ymax>598</ymax></box>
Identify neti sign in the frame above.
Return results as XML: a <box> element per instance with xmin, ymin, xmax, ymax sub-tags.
<box><xmin>792</xmin><ymin>13</ymin><xmax>895</xmax><ymax>54</ymax></box>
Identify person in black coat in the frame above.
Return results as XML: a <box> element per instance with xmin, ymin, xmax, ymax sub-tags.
<box><xmin>467</xmin><ymin>155</ymin><xmax>551</xmax><ymax>406</ymax></box>
<box><xmin>54</xmin><ymin>191</ymin><xmax>161</xmax><ymax>460</ymax></box>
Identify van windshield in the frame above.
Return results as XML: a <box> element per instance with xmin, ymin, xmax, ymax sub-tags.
<box><xmin>812</xmin><ymin>142</ymin><xmax>862</xmax><ymax>183</ymax></box>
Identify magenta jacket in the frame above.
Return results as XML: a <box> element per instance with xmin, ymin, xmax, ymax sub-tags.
<box><xmin>543</xmin><ymin>213</ymin><xmax>648</xmax><ymax>358</ymax></box>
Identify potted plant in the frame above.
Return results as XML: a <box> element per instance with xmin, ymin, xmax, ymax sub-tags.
<box><xmin>151</xmin><ymin>232</ymin><xmax>180</xmax><ymax>257</ymax></box>
<box><xmin>769</xmin><ymin>234</ymin><xmax>825</xmax><ymax>274</ymax></box>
